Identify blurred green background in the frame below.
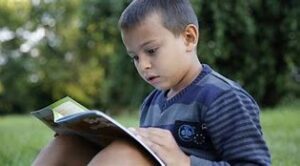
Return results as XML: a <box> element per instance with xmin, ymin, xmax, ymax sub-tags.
<box><xmin>0</xmin><ymin>0</ymin><xmax>299</xmax><ymax>165</ymax></box>
<box><xmin>0</xmin><ymin>0</ymin><xmax>299</xmax><ymax>114</ymax></box>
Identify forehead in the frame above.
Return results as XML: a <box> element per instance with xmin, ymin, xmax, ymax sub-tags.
<box><xmin>121</xmin><ymin>15</ymin><xmax>172</xmax><ymax>52</ymax></box>
<box><xmin>124</xmin><ymin>12</ymin><xmax>164</xmax><ymax>31</ymax></box>
<box><xmin>121</xmin><ymin>11</ymin><xmax>182</xmax><ymax>54</ymax></box>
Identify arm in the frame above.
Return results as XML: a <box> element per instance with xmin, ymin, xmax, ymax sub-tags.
<box><xmin>197</xmin><ymin>89</ymin><xmax>271</xmax><ymax>165</ymax></box>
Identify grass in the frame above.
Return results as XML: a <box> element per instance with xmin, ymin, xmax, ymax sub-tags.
<box><xmin>261</xmin><ymin>102</ymin><xmax>300</xmax><ymax>165</ymax></box>
<box><xmin>0</xmin><ymin>112</ymin><xmax>139</xmax><ymax>166</ymax></box>
<box><xmin>0</xmin><ymin>102</ymin><xmax>299</xmax><ymax>166</ymax></box>
<box><xmin>0</xmin><ymin>116</ymin><xmax>52</xmax><ymax>166</ymax></box>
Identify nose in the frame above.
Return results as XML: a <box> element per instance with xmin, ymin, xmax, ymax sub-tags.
<box><xmin>138</xmin><ymin>54</ymin><xmax>151</xmax><ymax>71</ymax></box>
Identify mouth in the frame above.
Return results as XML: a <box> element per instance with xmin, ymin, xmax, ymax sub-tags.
<box><xmin>146</xmin><ymin>75</ymin><xmax>160</xmax><ymax>84</ymax></box>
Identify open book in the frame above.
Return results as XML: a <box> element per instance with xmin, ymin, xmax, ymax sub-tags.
<box><xmin>32</xmin><ymin>96</ymin><xmax>165</xmax><ymax>166</ymax></box>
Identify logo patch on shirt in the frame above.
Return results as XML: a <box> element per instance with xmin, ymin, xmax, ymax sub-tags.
<box><xmin>178</xmin><ymin>124</ymin><xmax>195</xmax><ymax>142</ymax></box>
<box><xmin>174</xmin><ymin>120</ymin><xmax>211</xmax><ymax>149</ymax></box>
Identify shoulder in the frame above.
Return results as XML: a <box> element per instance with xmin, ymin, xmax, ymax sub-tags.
<box><xmin>200</xmin><ymin>68</ymin><xmax>261</xmax><ymax>125</ymax></box>
<box><xmin>192</xmin><ymin>64</ymin><xmax>255</xmax><ymax>108</ymax></box>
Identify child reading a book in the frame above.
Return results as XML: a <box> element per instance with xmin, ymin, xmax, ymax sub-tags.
<box><xmin>33</xmin><ymin>0</ymin><xmax>271</xmax><ymax>165</ymax></box>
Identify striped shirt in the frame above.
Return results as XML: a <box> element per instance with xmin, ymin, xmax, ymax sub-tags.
<box><xmin>140</xmin><ymin>64</ymin><xmax>271</xmax><ymax>165</ymax></box>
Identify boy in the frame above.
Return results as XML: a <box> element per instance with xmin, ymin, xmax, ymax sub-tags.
<box><xmin>119</xmin><ymin>0</ymin><xmax>271</xmax><ymax>165</ymax></box>
<box><xmin>33</xmin><ymin>0</ymin><xmax>271</xmax><ymax>165</ymax></box>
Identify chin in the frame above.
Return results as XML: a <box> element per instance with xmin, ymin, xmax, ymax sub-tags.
<box><xmin>152</xmin><ymin>85</ymin><xmax>170</xmax><ymax>91</ymax></box>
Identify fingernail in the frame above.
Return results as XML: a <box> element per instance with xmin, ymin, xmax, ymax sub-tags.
<box><xmin>128</xmin><ymin>127</ymin><xmax>136</xmax><ymax>132</ymax></box>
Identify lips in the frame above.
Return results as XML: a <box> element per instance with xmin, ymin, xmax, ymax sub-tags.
<box><xmin>146</xmin><ymin>75</ymin><xmax>160</xmax><ymax>84</ymax></box>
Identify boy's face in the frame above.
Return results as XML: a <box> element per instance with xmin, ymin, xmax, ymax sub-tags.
<box><xmin>121</xmin><ymin>13</ymin><xmax>194</xmax><ymax>91</ymax></box>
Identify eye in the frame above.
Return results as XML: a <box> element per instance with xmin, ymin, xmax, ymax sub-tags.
<box><xmin>127</xmin><ymin>52</ymin><xmax>139</xmax><ymax>63</ymax></box>
<box><xmin>131</xmin><ymin>55</ymin><xmax>139</xmax><ymax>62</ymax></box>
<box><xmin>146</xmin><ymin>48</ymin><xmax>158</xmax><ymax>55</ymax></box>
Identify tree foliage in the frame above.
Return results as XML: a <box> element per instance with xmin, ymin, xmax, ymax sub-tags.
<box><xmin>0</xmin><ymin>0</ymin><xmax>299</xmax><ymax>114</ymax></box>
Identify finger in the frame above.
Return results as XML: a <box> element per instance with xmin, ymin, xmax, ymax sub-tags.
<box><xmin>137</xmin><ymin>128</ymin><xmax>175</xmax><ymax>147</ymax></box>
<box><xmin>138</xmin><ymin>135</ymin><xmax>169</xmax><ymax>157</ymax></box>
<box><xmin>128</xmin><ymin>127</ymin><xmax>138</xmax><ymax>135</ymax></box>
<box><xmin>138</xmin><ymin>127</ymin><xmax>169</xmax><ymax>134</ymax></box>
<box><xmin>137</xmin><ymin>128</ymin><xmax>171</xmax><ymax>138</ymax></box>
<box><xmin>143</xmin><ymin>137</ymin><xmax>174</xmax><ymax>161</ymax></box>
<box><xmin>137</xmin><ymin>128</ymin><xmax>172</xmax><ymax>143</ymax></box>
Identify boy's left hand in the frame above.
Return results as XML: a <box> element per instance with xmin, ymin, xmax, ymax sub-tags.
<box><xmin>132</xmin><ymin>127</ymin><xmax>190</xmax><ymax>166</ymax></box>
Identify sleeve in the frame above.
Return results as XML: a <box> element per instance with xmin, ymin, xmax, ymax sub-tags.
<box><xmin>190</xmin><ymin>89</ymin><xmax>271</xmax><ymax>166</ymax></box>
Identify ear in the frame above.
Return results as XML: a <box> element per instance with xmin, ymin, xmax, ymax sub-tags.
<box><xmin>182</xmin><ymin>24</ymin><xmax>199</xmax><ymax>52</ymax></box>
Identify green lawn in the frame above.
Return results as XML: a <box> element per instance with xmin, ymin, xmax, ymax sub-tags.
<box><xmin>0</xmin><ymin>112</ymin><xmax>140</xmax><ymax>166</ymax></box>
<box><xmin>0</xmin><ymin>103</ymin><xmax>299</xmax><ymax>166</ymax></box>
<box><xmin>261</xmin><ymin>103</ymin><xmax>300</xmax><ymax>165</ymax></box>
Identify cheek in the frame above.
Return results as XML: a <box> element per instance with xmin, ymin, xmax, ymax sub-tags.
<box><xmin>154</xmin><ymin>51</ymin><xmax>180</xmax><ymax>72</ymax></box>
<box><xmin>135</xmin><ymin>65</ymin><xmax>148</xmax><ymax>81</ymax></box>
<box><xmin>133</xmin><ymin>63</ymin><xmax>141</xmax><ymax>73</ymax></box>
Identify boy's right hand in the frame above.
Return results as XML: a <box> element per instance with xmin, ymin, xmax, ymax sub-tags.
<box><xmin>131</xmin><ymin>127</ymin><xmax>191</xmax><ymax>166</ymax></box>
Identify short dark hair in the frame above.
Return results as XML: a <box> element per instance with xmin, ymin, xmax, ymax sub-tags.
<box><xmin>119</xmin><ymin>0</ymin><xmax>198</xmax><ymax>36</ymax></box>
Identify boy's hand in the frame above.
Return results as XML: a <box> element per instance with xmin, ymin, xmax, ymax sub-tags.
<box><xmin>130</xmin><ymin>127</ymin><xmax>190</xmax><ymax>166</ymax></box>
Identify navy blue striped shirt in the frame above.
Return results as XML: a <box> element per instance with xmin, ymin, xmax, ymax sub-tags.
<box><xmin>140</xmin><ymin>64</ymin><xmax>271</xmax><ymax>165</ymax></box>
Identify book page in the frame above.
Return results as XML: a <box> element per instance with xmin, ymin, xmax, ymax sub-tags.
<box><xmin>52</xmin><ymin>101</ymin><xmax>86</xmax><ymax>122</ymax></box>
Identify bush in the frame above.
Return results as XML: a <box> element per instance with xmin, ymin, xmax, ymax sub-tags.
<box><xmin>0</xmin><ymin>0</ymin><xmax>299</xmax><ymax>114</ymax></box>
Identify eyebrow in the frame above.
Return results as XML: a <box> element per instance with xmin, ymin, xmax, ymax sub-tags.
<box><xmin>127</xmin><ymin>40</ymin><xmax>157</xmax><ymax>55</ymax></box>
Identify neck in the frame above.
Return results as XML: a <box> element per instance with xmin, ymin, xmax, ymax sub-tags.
<box><xmin>167</xmin><ymin>60</ymin><xmax>202</xmax><ymax>99</ymax></box>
